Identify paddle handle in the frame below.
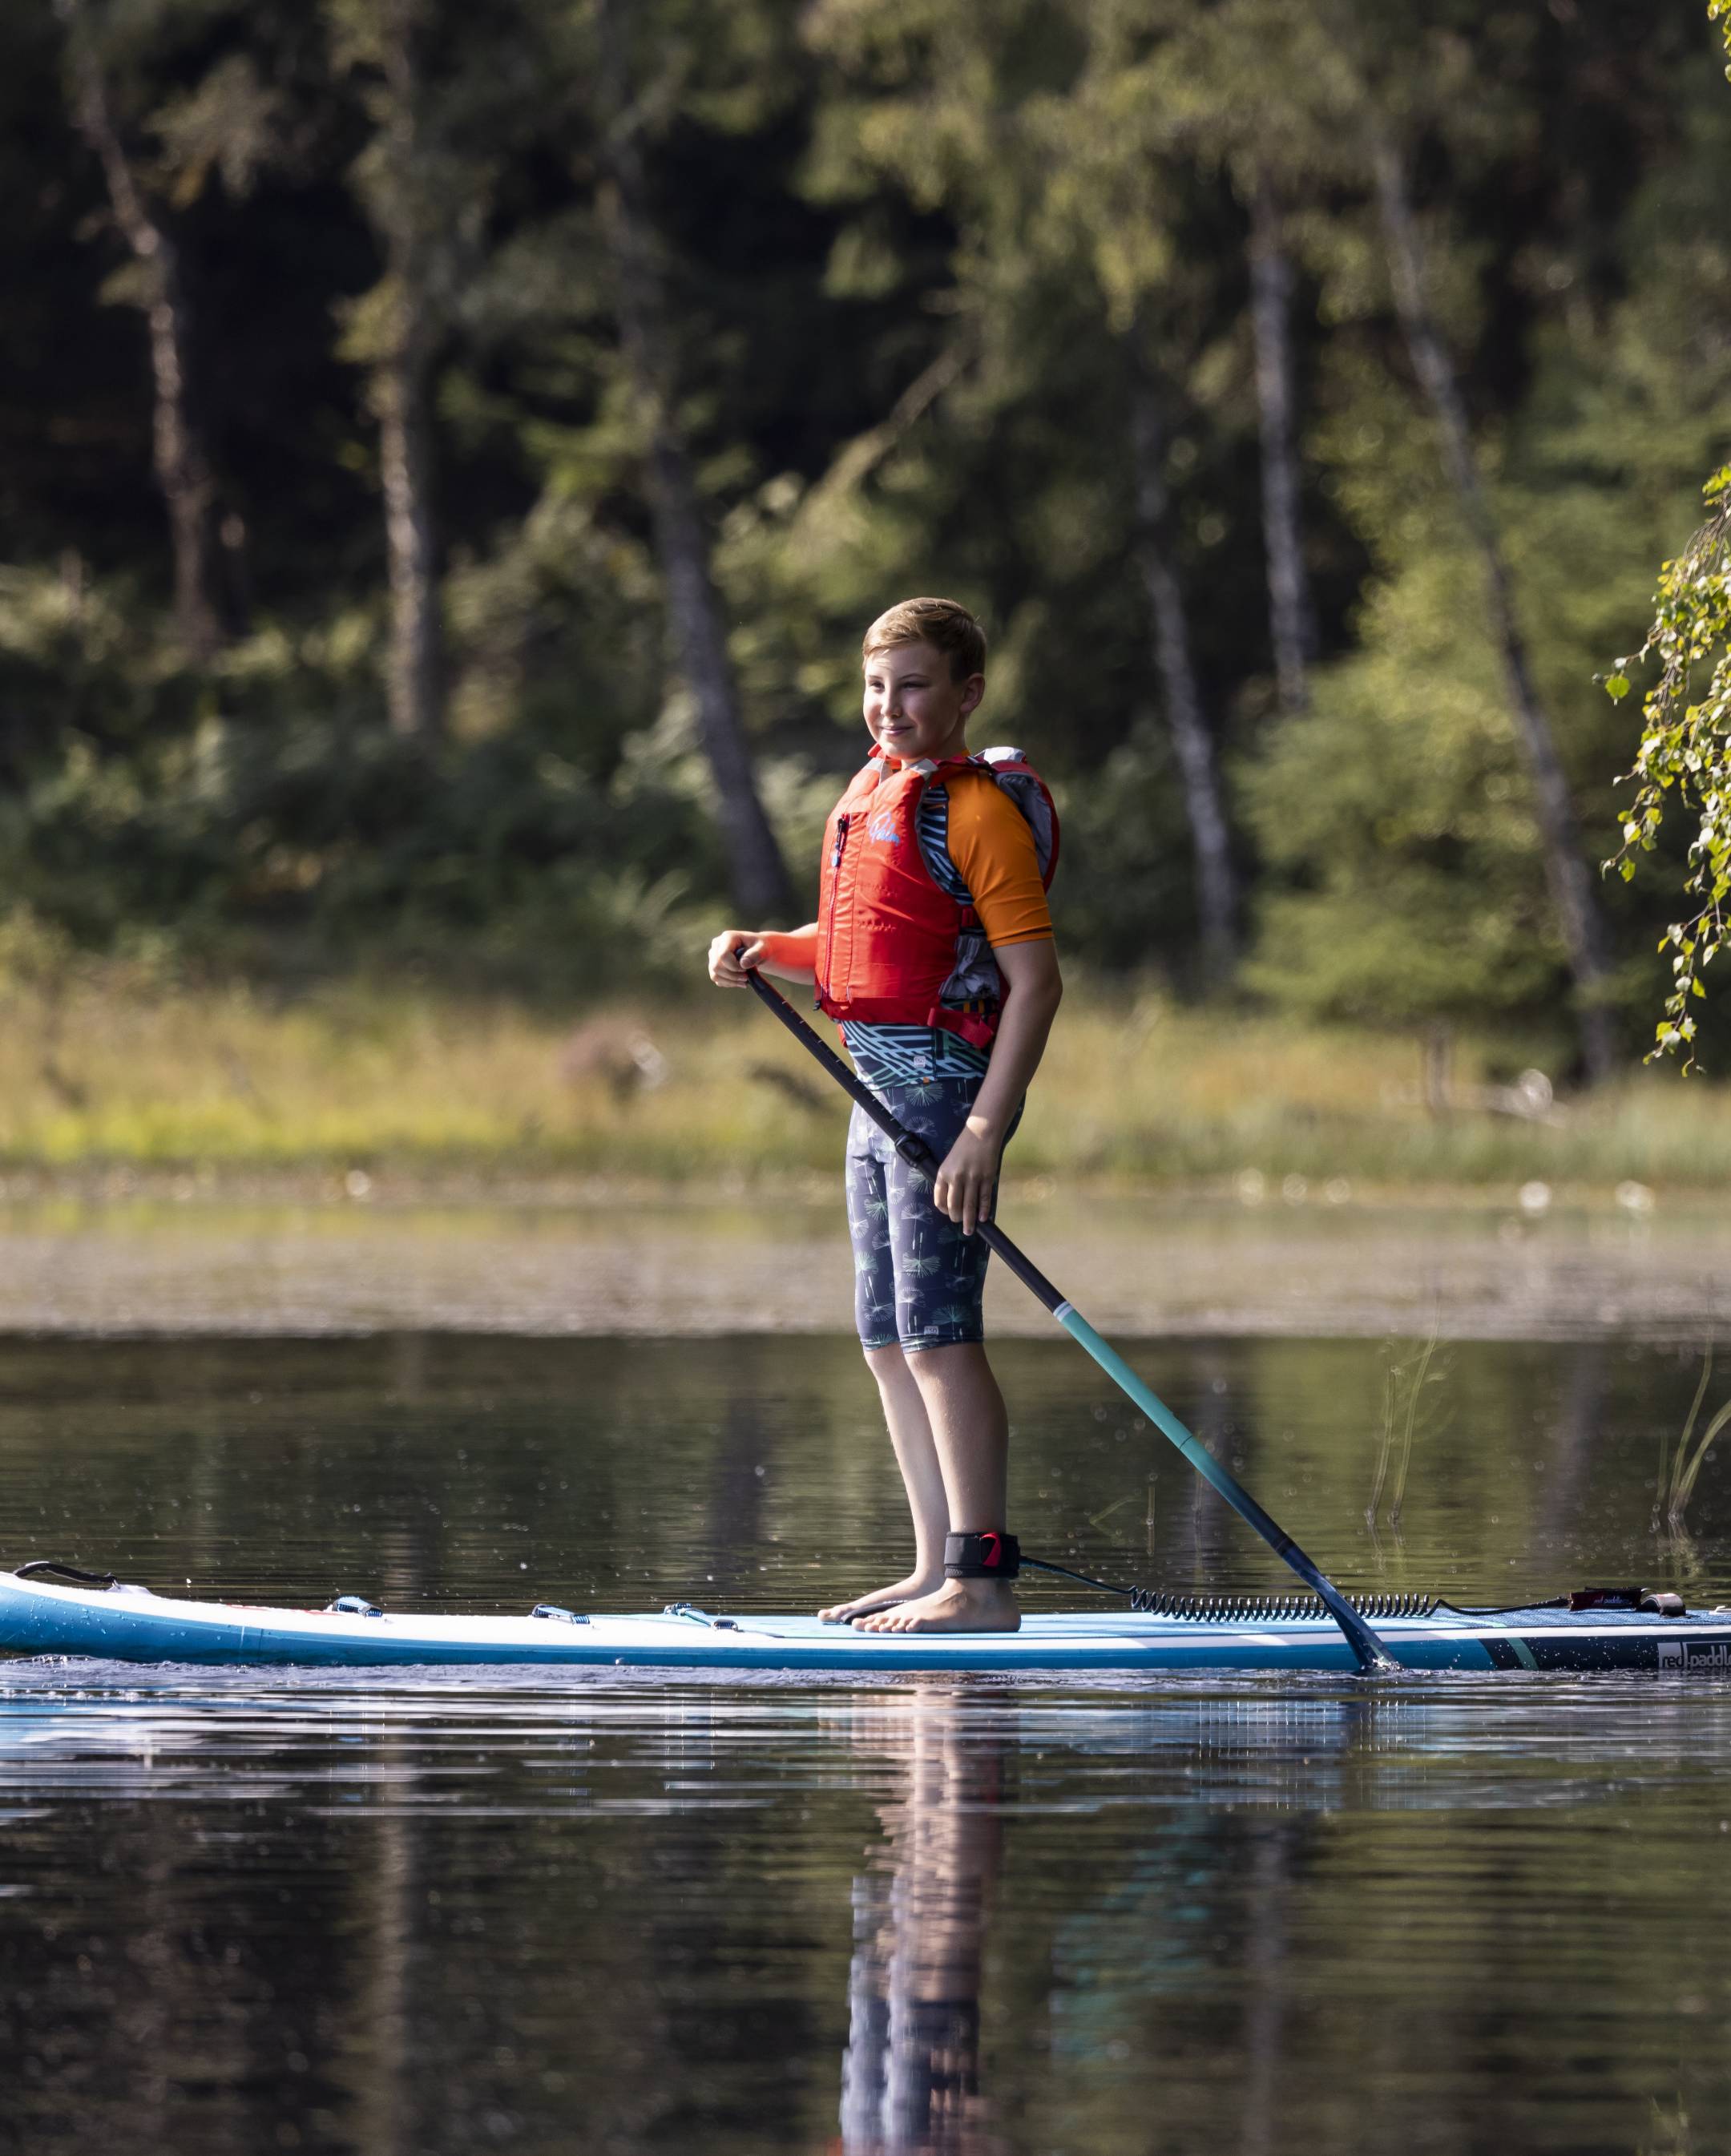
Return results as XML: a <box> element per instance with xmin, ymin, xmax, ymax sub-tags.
<box><xmin>741</xmin><ymin>965</ymin><xmax>1396</xmax><ymax>1674</ymax></box>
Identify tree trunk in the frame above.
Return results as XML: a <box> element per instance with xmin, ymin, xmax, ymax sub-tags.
<box><xmin>377</xmin><ymin>337</ymin><xmax>442</xmax><ymax>742</ymax></box>
<box><xmin>64</xmin><ymin>6</ymin><xmax>237</xmax><ymax>662</ymax></box>
<box><xmin>595</xmin><ymin>0</ymin><xmax>793</xmax><ymax>922</ymax></box>
<box><xmin>1129</xmin><ymin>370</ymin><xmax>1238</xmax><ymax>978</ymax></box>
<box><xmin>1247</xmin><ymin>172</ymin><xmax>1317</xmax><ymax>718</ymax></box>
<box><xmin>1371</xmin><ymin>135</ymin><xmax>1616</xmax><ymax>1084</ymax></box>
<box><xmin>373</xmin><ymin>3</ymin><xmax>443</xmax><ymax>743</ymax></box>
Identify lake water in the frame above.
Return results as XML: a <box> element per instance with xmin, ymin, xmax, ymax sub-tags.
<box><xmin>3</xmin><ymin>1330</ymin><xmax>1730</xmax><ymax>2154</ymax></box>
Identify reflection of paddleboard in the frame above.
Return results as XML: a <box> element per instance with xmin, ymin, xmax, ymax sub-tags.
<box><xmin>3</xmin><ymin>1568</ymin><xmax>1730</xmax><ymax>1674</ymax></box>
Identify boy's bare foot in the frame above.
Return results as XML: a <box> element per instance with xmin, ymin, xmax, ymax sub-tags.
<box><xmin>819</xmin><ymin>1569</ymin><xmax>943</xmax><ymax>1625</ymax></box>
<box><xmin>852</xmin><ymin>1579</ymin><xmax>1020</xmax><ymax>1633</ymax></box>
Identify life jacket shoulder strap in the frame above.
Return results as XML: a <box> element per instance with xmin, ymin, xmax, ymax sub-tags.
<box><xmin>928</xmin><ymin>746</ymin><xmax>1060</xmax><ymax>890</ymax></box>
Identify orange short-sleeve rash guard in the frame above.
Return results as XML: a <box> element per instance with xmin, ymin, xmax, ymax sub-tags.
<box><xmin>942</xmin><ymin>773</ymin><xmax>1055</xmax><ymax>947</ymax></box>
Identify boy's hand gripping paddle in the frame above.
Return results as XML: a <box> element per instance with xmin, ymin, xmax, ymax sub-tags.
<box><xmin>742</xmin><ymin>963</ymin><xmax>1398</xmax><ymax>1674</ymax></box>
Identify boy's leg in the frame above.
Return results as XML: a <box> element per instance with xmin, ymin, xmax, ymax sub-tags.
<box><xmin>822</xmin><ymin>1103</ymin><xmax>950</xmax><ymax>1622</ymax></box>
<box><xmin>818</xmin><ymin>1344</ymin><xmax>950</xmax><ymax>1622</ymax></box>
<box><xmin>849</xmin><ymin>1075</ymin><xmax>1019</xmax><ymax>1635</ymax></box>
<box><xmin>852</xmin><ymin>1342</ymin><xmax>1018</xmax><ymax>1633</ymax></box>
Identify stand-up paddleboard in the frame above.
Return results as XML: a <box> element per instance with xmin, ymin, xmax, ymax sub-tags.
<box><xmin>3</xmin><ymin>1567</ymin><xmax>1729</xmax><ymax>1674</ymax></box>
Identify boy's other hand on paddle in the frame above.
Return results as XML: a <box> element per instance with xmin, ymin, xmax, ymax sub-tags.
<box><xmin>708</xmin><ymin>931</ymin><xmax>764</xmax><ymax>987</ymax></box>
<box><xmin>934</xmin><ymin>1121</ymin><xmax>1002</xmax><ymax>1236</ymax></box>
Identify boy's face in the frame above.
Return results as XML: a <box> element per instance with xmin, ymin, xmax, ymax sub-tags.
<box><xmin>862</xmin><ymin>639</ymin><xmax>983</xmax><ymax>765</ymax></box>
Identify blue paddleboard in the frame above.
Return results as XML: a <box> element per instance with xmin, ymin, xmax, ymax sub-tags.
<box><xmin>3</xmin><ymin>1569</ymin><xmax>1729</xmax><ymax>1674</ymax></box>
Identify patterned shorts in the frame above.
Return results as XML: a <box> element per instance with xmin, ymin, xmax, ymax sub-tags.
<box><xmin>843</xmin><ymin>1074</ymin><xmax>1011</xmax><ymax>1354</ymax></box>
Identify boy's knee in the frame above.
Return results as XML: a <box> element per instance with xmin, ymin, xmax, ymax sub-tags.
<box><xmin>903</xmin><ymin>1337</ymin><xmax>990</xmax><ymax>1381</ymax></box>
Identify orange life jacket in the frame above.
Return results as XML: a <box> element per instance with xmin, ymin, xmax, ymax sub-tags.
<box><xmin>814</xmin><ymin>745</ymin><xmax>1059</xmax><ymax>1050</ymax></box>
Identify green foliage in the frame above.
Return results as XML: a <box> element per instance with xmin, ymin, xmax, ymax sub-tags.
<box><xmin>1242</xmin><ymin>2</ymin><xmax>1731</xmax><ymax>1044</ymax></box>
<box><xmin>1610</xmin><ymin>481</ymin><xmax>1731</xmax><ymax>1060</ymax></box>
<box><xmin>1242</xmin><ymin>540</ymin><xmax>1567</xmax><ymax>1028</ymax></box>
<box><xmin>2</xmin><ymin>0</ymin><xmax>1729</xmax><ymax>1032</ymax></box>
<box><xmin>1606</xmin><ymin>1</ymin><xmax>1731</xmax><ymax>1062</ymax></box>
<box><xmin>1249</xmin><ymin>402</ymin><xmax>1725</xmax><ymax>1039</ymax></box>
<box><xmin>0</xmin><ymin>552</ymin><xmax>714</xmax><ymax>988</ymax></box>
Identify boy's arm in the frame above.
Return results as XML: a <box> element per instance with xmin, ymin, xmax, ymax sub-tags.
<box><xmin>708</xmin><ymin>926</ymin><xmax>819</xmax><ymax>987</ymax></box>
<box><xmin>933</xmin><ymin>938</ymin><xmax>1062</xmax><ymax>1235</ymax></box>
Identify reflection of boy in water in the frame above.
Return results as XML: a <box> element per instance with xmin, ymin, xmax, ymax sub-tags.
<box><xmin>709</xmin><ymin>598</ymin><xmax>1062</xmax><ymax>1635</ymax></box>
<box><xmin>834</xmin><ymin>1690</ymin><xmax>1007</xmax><ymax>2156</ymax></box>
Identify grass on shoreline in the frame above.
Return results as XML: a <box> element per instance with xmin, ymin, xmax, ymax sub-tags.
<box><xmin>1</xmin><ymin>970</ymin><xmax>1729</xmax><ymax>1199</ymax></box>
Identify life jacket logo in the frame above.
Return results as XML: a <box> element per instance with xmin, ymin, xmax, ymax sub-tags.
<box><xmin>867</xmin><ymin>813</ymin><xmax>902</xmax><ymax>847</ymax></box>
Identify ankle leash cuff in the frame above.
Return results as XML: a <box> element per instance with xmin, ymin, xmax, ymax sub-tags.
<box><xmin>943</xmin><ymin>1531</ymin><xmax>1020</xmax><ymax>1579</ymax></box>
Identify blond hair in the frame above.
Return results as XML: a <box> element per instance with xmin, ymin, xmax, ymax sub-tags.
<box><xmin>861</xmin><ymin>596</ymin><xmax>987</xmax><ymax>683</ymax></box>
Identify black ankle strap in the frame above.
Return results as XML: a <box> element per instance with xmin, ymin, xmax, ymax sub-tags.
<box><xmin>944</xmin><ymin>1532</ymin><xmax>1020</xmax><ymax>1579</ymax></box>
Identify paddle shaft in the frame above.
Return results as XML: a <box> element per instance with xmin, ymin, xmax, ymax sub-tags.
<box><xmin>744</xmin><ymin>965</ymin><xmax>1396</xmax><ymax>1674</ymax></box>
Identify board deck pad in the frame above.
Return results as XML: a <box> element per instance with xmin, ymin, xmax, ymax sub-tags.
<box><xmin>4</xmin><ymin>1570</ymin><xmax>1731</xmax><ymax>1674</ymax></box>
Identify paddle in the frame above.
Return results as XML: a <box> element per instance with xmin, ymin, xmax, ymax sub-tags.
<box><xmin>742</xmin><ymin>964</ymin><xmax>1398</xmax><ymax>1675</ymax></box>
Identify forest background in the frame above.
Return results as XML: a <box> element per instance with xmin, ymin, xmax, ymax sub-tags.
<box><xmin>2</xmin><ymin>0</ymin><xmax>1729</xmax><ymax>1194</ymax></box>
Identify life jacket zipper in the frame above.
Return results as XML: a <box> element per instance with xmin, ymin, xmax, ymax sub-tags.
<box><xmin>821</xmin><ymin>812</ymin><xmax>851</xmax><ymax>995</ymax></box>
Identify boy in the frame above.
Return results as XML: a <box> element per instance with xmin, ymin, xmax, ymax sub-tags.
<box><xmin>708</xmin><ymin>597</ymin><xmax>1062</xmax><ymax>1633</ymax></box>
